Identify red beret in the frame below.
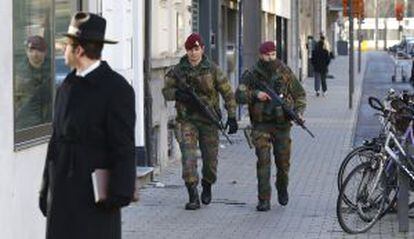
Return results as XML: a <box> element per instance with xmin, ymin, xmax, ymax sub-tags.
<box><xmin>26</xmin><ymin>35</ymin><xmax>47</xmax><ymax>52</ymax></box>
<box><xmin>185</xmin><ymin>33</ymin><xmax>204</xmax><ymax>50</ymax></box>
<box><xmin>259</xmin><ymin>41</ymin><xmax>276</xmax><ymax>54</ymax></box>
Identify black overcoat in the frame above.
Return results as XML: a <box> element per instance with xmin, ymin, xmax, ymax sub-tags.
<box><xmin>40</xmin><ymin>61</ymin><xmax>136</xmax><ymax>239</ymax></box>
<box><xmin>311</xmin><ymin>44</ymin><xmax>331</xmax><ymax>74</ymax></box>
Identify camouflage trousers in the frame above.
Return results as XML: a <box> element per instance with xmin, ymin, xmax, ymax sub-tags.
<box><xmin>175</xmin><ymin>120</ymin><xmax>219</xmax><ymax>185</ymax></box>
<box><xmin>251</xmin><ymin>127</ymin><xmax>292</xmax><ymax>200</ymax></box>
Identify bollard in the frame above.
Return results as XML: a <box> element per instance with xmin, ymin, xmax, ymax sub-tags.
<box><xmin>397</xmin><ymin>167</ymin><xmax>409</xmax><ymax>232</ymax></box>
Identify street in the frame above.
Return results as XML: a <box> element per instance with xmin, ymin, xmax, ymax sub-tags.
<box><xmin>120</xmin><ymin>53</ymin><xmax>414</xmax><ymax>238</ymax></box>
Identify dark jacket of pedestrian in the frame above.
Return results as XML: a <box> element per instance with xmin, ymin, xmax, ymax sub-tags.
<box><xmin>39</xmin><ymin>61</ymin><xmax>136</xmax><ymax>239</ymax></box>
<box><xmin>311</xmin><ymin>41</ymin><xmax>331</xmax><ymax>74</ymax></box>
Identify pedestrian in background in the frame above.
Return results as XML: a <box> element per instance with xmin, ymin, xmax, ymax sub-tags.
<box><xmin>311</xmin><ymin>39</ymin><xmax>331</xmax><ymax>97</ymax></box>
<box><xmin>320</xmin><ymin>32</ymin><xmax>334</xmax><ymax>59</ymax></box>
<box><xmin>235</xmin><ymin>41</ymin><xmax>307</xmax><ymax>211</ymax></box>
<box><xmin>162</xmin><ymin>33</ymin><xmax>238</xmax><ymax>210</ymax></box>
<box><xmin>38</xmin><ymin>12</ymin><xmax>136</xmax><ymax>239</ymax></box>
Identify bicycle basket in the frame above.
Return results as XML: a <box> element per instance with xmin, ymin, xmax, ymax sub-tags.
<box><xmin>390</xmin><ymin>98</ymin><xmax>412</xmax><ymax>134</ymax></box>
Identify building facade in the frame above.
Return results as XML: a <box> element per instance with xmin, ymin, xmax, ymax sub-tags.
<box><xmin>150</xmin><ymin>0</ymin><xmax>311</xmax><ymax>172</ymax></box>
<box><xmin>0</xmin><ymin>0</ymin><xmax>330</xmax><ymax>238</ymax></box>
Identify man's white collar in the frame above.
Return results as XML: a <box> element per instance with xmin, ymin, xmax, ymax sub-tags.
<box><xmin>76</xmin><ymin>60</ymin><xmax>101</xmax><ymax>77</ymax></box>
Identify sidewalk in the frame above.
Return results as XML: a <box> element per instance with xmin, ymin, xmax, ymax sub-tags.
<box><xmin>122</xmin><ymin>53</ymin><xmax>414</xmax><ymax>238</ymax></box>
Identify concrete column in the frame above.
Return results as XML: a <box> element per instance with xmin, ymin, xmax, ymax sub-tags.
<box><xmin>133</xmin><ymin>0</ymin><xmax>145</xmax><ymax>149</ymax></box>
<box><xmin>242</xmin><ymin>0</ymin><xmax>261</xmax><ymax>69</ymax></box>
<box><xmin>199</xmin><ymin>0</ymin><xmax>212</xmax><ymax>58</ymax></box>
<box><xmin>321</xmin><ymin>0</ymin><xmax>327</xmax><ymax>35</ymax></box>
<box><xmin>289</xmin><ymin>0</ymin><xmax>300</xmax><ymax>77</ymax></box>
<box><xmin>314</xmin><ymin>0</ymin><xmax>321</xmax><ymax>37</ymax></box>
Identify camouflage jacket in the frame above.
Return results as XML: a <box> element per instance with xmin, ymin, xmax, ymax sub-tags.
<box><xmin>236</xmin><ymin>59</ymin><xmax>306</xmax><ymax>128</ymax></box>
<box><xmin>162</xmin><ymin>55</ymin><xmax>236</xmax><ymax>123</ymax></box>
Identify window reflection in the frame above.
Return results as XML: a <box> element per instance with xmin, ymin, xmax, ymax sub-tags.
<box><xmin>15</xmin><ymin>36</ymin><xmax>52</xmax><ymax>130</ymax></box>
<box><xmin>55</xmin><ymin>0</ymin><xmax>72</xmax><ymax>87</ymax></box>
<box><xmin>13</xmin><ymin>0</ymin><xmax>53</xmax><ymax>131</ymax></box>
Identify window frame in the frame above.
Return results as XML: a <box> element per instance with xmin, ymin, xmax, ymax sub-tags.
<box><xmin>13</xmin><ymin>0</ymin><xmax>84</xmax><ymax>151</ymax></box>
<box><xmin>12</xmin><ymin>0</ymin><xmax>54</xmax><ymax>150</ymax></box>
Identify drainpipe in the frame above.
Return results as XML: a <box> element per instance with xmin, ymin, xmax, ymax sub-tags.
<box><xmin>296</xmin><ymin>0</ymin><xmax>301</xmax><ymax>81</ymax></box>
<box><xmin>237</xmin><ymin>0</ymin><xmax>243</xmax><ymax>119</ymax></box>
<box><xmin>144</xmin><ymin>0</ymin><xmax>153</xmax><ymax>166</ymax></box>
<box><xmin>132</xmin><ymin>0</ymin><xmax>146</xmax><ymax>166</ymax></box>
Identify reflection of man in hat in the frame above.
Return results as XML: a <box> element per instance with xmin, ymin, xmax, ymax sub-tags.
<box><xmin>15</xmin><ymin>35</ymin><xmax>51</xmax><ymax>130</ymax></box>
<box><xmin>236</xmin><ymin>41</ymin><xmax>306</xmax><ymax>211</ymax></box>
<box><xmin>39</xmin><ymin>12</ymin><xmax>136</xmax><ymax>239</ymax></box>
<box><xmin>163</xmin><ymin>33</ymin><xmax>238</xmax><ymax>210</ymax></box>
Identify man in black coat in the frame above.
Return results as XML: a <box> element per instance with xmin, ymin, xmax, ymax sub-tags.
<box><xmin>38</xmin><ymin>12</ymin><xmax>136</xmax><ymax>239</ymax></box>
<box><xmin>311</xmin><ymin>40</ymin><xmax>331</xmax><ymax>97</ymax></box>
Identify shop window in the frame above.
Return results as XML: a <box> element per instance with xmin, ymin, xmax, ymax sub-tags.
<box><xmin>176</xmin><ymin>12</ymin><xmax>186</xmax><ymax>52</ymax></box>
<box><xmin>13</xmin><ymin>0</ymin><xmax>78</xmax><ymax>149</ymax></box>
<box><xmin>191</xmin><ymin>0</ymin><xmax>199</xmax><ymax>33</ymax></box>
<box><xmin>54</xmin><ymin>0</ymin><xmax>73</xmax><ymax>87</ymax></box>
<box><xmin>13</xmin><ymin>0</ymin><xmax>54</xmax><ymax>148</ymax></box>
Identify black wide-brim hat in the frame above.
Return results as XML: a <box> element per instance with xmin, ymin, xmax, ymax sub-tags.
<box><xmin>63</xmin><ymin>12</ymin><xmax>117</xmax><ymax>44</ymax></box>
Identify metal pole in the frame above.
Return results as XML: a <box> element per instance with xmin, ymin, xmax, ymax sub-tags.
<box><xmin>358</xmin><ymin>18</ymin><xmax>362</xmax><ymax>73</ymax></box>
<box><xmin>398</xmin><ymin>20</ymin><xmax>402</xmax><ymax>41</ymax></box>
<box><xmin>237</xmin><ymin>0</ymin><xmax>243</xmax><ymax>120</ymax></box>
<box><xmin>375</xmin><ymin>0</ymin><xmax>379</xmax><ymax>50</ymax></box>
<box><xmin>398</xmin><ymin>168</ymin><xmax>409</xmax><ymax>232</ymax></box>
<box><xmin>296</xmin><ymin>0</ymin><xmax>301</xmax><ymax>81</ymax></box>
<box><xmin>349</xmin><ymin>0</ymin><xmax>355</xmax><ymax>109</ymax></box>
<box><xmin>144</xmin><ymin>0</ymin><xmax>153</xmax><ymax>166</ymax></box>
<box><xmin>384</xmin><ymin>18</ymin><xmax>388</xmax><ymax>50</ymax></box>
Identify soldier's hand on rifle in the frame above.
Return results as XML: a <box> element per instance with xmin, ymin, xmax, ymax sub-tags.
<box><xmin>297</xmin><ymin>113</ymin><xmax>305</xmax><ymax>124</ymax></box>
<box><xmin>256</xmin><ymin>91</ymin><xmax>272</xmax><ymax>102</ymax></box>
<box><xmin>175</xmin><ymin>89</ymin><xmax>192</xmax><ymax>102</ymax></box>
<box><xmin>226</xmin><ymin>117</ymin><xmax>238</xmax><ymax>134</ymax></box>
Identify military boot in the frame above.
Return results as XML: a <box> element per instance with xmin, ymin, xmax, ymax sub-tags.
<box><xmin>256</xmin><ymin>200</ymin><xmax>271</xmax><ymax>211</ymax></box>
<box><xmin>201</xmin><ymin>180</ymin><xmax>212</xmax><ymax>205</ymax></box>
<box><xmin>185</xmin><ymin>183</ymin><xmax>200</xmax><ymax>210</ymax></box>
<box><xmin>278</xmin><ymin>188</ymin><xmax>289</xmax><ymax>206</ymax></box>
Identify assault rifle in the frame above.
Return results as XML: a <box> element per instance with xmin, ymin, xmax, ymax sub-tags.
<box><xmin>249</xmin><ymin>72</ymin><xmax>315</xmax><ymax>138</ymax></box>
<box><xmin>169</xmin><ymin>69</ymin><xmax>233</xmax><ymax>144</ymax></box>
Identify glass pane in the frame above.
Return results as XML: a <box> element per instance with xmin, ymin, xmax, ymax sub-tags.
<box><xmin>55</xmin><ymin>0</ymin><xmax>72</xmax><ymax>87</ymax></box>
<box><xmin>13</xmin><ymin>0</ymin><xmax>53</xmax><ymax>131</ymax></box>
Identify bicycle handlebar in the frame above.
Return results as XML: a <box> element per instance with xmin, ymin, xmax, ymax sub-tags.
<box><xmin>368</xmin><ymin>96</ymin><xmax>385</xmax><ymax>112</ymax></box>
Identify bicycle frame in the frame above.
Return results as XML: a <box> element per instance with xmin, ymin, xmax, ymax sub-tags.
<box><xmin>384</xmin><ymin>121</ymin><xmax>414</xmax><ymax>182</ymax></box>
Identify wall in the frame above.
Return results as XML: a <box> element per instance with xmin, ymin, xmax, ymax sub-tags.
<box><xmin>289</xmin><ymin>0</ymin><xmax>300</xmax><ymax>77</ymax></box>
<box><xmin>102</xmin><ymin>0</ymin><xmax>146</xmax><ymax>149</ymax></box>
<box><xmin>151</xmin><ymin>0</ymin><xmax>192</xmax><ymax>59</ymax></box>
<box><xmin>299</xmin><ymin>0</ymin><xmax>316</xmax><ymax>78</ymax></box>
<box><xmin>0</xmin><ymin>1</ymin><xmax>48</xmax><ymax>237</ymax></box>
<box><xmin>275</xmin><ymin>0</ymin><xmax>291</xmax><ymax>19</ymax></box>
<box><xmin>150</xmin><ymin>0</ymin><xmax>192</xmax><ymax>172</ymax></box>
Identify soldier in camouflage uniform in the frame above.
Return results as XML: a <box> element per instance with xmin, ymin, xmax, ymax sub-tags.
<box><xmin>236</xmin><ymin>41</ymin><xmax>306</xmax><ymax>211</ymax></box>
<box><xmin>162</xmin><ymin>33</ymin><xmax>238</xmax><ymax>210</ymax></box>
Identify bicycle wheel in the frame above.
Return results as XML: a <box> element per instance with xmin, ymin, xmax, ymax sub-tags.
<box><xmin>337</xmin><ymin>162</ymin><xmax>386</xmax><ymax>234</ymax></box>
<box><xmin>338</xmin><ymin>149</ymin><xmax>381</xmax><ymax>207</ymax></box>
<box><xmin>380</xmin><ymin>163</ymin><xmax>398</xmax><ymax>217</ymax></box>
<box><xmin>337</xmin><ymin>146</ymin><xmax>376</xmax><ymax>192</ymax></box>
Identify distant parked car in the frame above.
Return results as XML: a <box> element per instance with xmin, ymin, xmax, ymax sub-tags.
<box><xmin>389</xmin><ymin>36</ymin><xmax>414</xmax><ymax>55</ymax></box>
<box><xmin>405</xmin><ymin>40</ymin><xmax>414</xmax><ymax>58</ymax></box>
<box><xmin>396</xmin><ymin>50</ymin><xmax>411</xmax><ymax>59</ymax></box>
